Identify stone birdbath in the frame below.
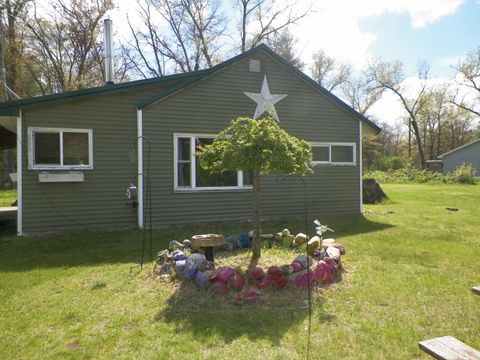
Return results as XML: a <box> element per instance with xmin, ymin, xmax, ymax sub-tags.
<box><xmin>191</xmin><ymin>234</ymin><xmax>225</xmax><ymax>262</ymax></box>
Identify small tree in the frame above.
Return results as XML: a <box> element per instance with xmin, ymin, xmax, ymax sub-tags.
<box><xmin>198</xmin><ymin>117</ymin><xmax>312</xmax><ymax>262</ymax></box>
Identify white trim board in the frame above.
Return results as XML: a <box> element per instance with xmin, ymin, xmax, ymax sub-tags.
<box><xmin>17</xmin><ymin>112</ymin><xmax>23</xmax><ymax>236</ymax></box>
<box><xmin>359</xmin><ymin>121</ymin><xmax>363</xmax><ymax>213</ymax></box>
<box><xmin>38</xmin><ymin>172</ymin><xmax>84</xmax><ymax>183</ymax></box>
<box><xmin>137</xmin><ymin>109</ymin><xmax>144</xmax><ymax>229</ymax></box>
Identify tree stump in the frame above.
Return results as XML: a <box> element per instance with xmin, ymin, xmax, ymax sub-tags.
<box><xmin>362</xmin><ymin>178</ymin><xmax>388</xmax><ymax>204</ymax></box>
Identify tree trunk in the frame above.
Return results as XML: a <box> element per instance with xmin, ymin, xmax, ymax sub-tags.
<box><xmin>410</xmin><ymin>119</ymin><xmax>427</xmax><ymax>169</ymax></box>
<box><xmin>251</xmin><ymin>167</ymin><xmax>261</xmax><ymax>263</ymax></box>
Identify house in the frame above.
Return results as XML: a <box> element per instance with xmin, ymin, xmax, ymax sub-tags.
<box><xmin>438</xmin><ymin>139</ymin><xmax>480</xmax><ymax>175</ymax></box>
<box><xmin>0</xmin><ymin>45</ymin><xmax>380</xmax><ymax>236</ymax></box>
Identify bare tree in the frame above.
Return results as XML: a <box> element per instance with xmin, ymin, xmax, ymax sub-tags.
<box><xmin>1</xmin><ymin>0</ymin><xmax>33</xmax><ymax>99</ymax></box>
<box><xmin>368</xmin><ymin>59</ymin><xmax>430</xmax><ymax>169</ymax></box>
<box><xmin>341</xmin><ymin>73</ymin><xmax>383</xmax><ymax>115</ymax></box>
<box><xmin>451</xmin><ymin>47</ymin><xmax>480</xmax><ymax>117</ymax></box>
<box><xmin>126</xmin><ymin>0</ymin><xmax>226</xmax><ymax>78</ymax></box>
<box><xmin>235</xmin><ymin>0</ymin><xmax>310</xmax><ymax>53</ymax></box>
<box><xmin>265</xmin><ymin>29</ymin><xmax>303</xmax><ymax>69</ymax></box>
<box><xmin>310</xmin><ymin>49</ymin><xmax>351</xmax><ymax>93</ymax></box>
<box><xmin>23</xmin><ymin>0</ymin><xmax>113</xmax><ymax>94</ymax></box>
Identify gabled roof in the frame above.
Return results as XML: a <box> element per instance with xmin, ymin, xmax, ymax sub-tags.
<box><xmin>0</xmin><ymin>71</ymin><xmax>207</xmax><ymax>116</ymax></box>
<box><xmin>0</xmin><ymin>44</ymin><xmax>381</xmax><ymax>133</ymax></box>
<box><xmin>438</xmin><ymin>138</ymin><xmax>480</xmax><ymax>158</ymax></box>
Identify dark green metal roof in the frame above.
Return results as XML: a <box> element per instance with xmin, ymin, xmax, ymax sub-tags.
<box><xmin>0</xmin><ymin>43</ymin><xmax>381</xmax><ymax>133</ymax></box>
<box><xmin>0</xmin><ymin>70</ymin><xmax>209</xmax><ymax>116</ymax></box>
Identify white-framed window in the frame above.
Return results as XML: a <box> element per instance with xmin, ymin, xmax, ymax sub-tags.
<box><xmin>310</xmin><ymin>142</ymin><xmax>356</xmax><ymax>166</ymax></box>
<box><xmin>28</xmin><ymin>127</ymin><xmax>93</xmax><ymax>170</ymax></box>
<box><xmin>174</xmin><ymin>133</ymin><xmax>253</xmax><ymax>191</ymax></box>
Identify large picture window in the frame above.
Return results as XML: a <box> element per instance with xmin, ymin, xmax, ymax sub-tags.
<box><xmin>311</xmin><ymin>142</ymin><xmax>356</xmax><ymax>166</ymax></box>
<box><xmin>28</xmin><ymin>128</ymin><xmax>93</xmax><ymax>169</ymax></box>
<box><xmin>174</xmin><ymin>133</ymin><xmax>252</xmax><ymax>191</ymax></box>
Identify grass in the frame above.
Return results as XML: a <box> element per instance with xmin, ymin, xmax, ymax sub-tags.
<box><xmin>0</xmin><ymin>184</ymin><xmax>479</xmax><ymax>359</ymax></box>
<box><xmin>0</xmin><ymin>189</ymin><xmax>16</xmax><ymax>207</ymax></box>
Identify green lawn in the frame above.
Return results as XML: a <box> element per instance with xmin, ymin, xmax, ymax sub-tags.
<box><xmin>0</xmin><ymin>189</ymin><xmax>16</xmax><ymax>207</ymax></box>
<box><xmin>0</xmin><ymin>184</ymin><xmax>479</xmax><ymax>359</ymax></box>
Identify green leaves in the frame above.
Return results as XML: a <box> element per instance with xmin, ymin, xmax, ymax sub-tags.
<box><xmin>197</xmin><ymin>116</ymin><xmax>313</xmax><ymax>176</ymax></box>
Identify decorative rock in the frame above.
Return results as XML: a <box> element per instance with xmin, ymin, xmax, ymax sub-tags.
<box><xmin>282</xmin><ymin>234</ymin><xmax>295</xmax><ymax>248</ymax></box>
<box><xmin>291</xmin><ymin>262</ymin><xmax>302</xmax><ymax>273</ymax></box>
<box><xmin>169</xmin><ymin>240</ymin><xmax>184</xmax><ymax>251</ymax></box>
<box><xmin>186</xmin><ymin>263</ymin><xmax>198</xmax><ymax>280</ymax></box>
<box><xmin>294</xmin><ymin>255</ymin><xmax>313</xmax><ymax>269</ymax></box>
<box><xmin>293</xmin><ymin>233</ymin><xmax>308</xmax><ymax>246</ymax></box>
<box><xmin>223</xmin><ymin>241</ymin><xmax>234</xmax><ymax>252</ymax></box>
<box><xmin>307</xmin><ymin>236</ymin><xmax>321</xmax><ymax>255</ymax></box>
<box><xmin>326</xmin><ymin>246</ymin><xmax>341</xmax><ymax>261</ymax></box>
<box><xmin>172</xmin><ymin>250</ymin><xmax>188</xmax><ymax>261</ymax></box>
<box><xmin>234</xmin><ymin>287</ymin><xmax>262</xmax><ymax>303</ymax></box>
<box><xmin>315</xmin><ymin>261</ymin><xmax>333</xmax><ymax>283</ymax></box>
<box><xmin>334</xmin><ymin>243</ymin><xmax>346</xmax><ymax>255</ymax></box>
<box><xmin>281</xmin><ymin>264</ymin><xmax>292</xmax><ymax>276</ymax></box>
<box><xmin>212</xmin><ymin>280</ymin><xmax>229</xmax><ymax>295</ymax></box>
<box><xmin>195</xmin><ymin>270</ymin><xmax>212</xmax><ymax>289</ymax></box>
<box><xmin>247</xmin><ymin>267</ymin><xmax>265</xmax><ymax>280</ymax></box>
<box><xmin>313</xmin><ymin>248</ymin><xmax>325</xmax><ymax>259</ymax></box>
<box><xmin>182</xmin><ymin>239</ymin><xmax>192</xmax><ymax>248</ymax></box>
<box><xmin>239</xmin><ymin>232</ymin><xmax>250</xmax><ymax>248</ymax></box>
<box><xmin>186</xmin><ymin>253</ymin><xmax>207</xmax><ymax>268</ymax></box>
<box><xmin>228</xmin><ymin>272</ymin><xmax>246</xmax><ymax>291</ymax></box>
<box><xmin>267</xmin><ymin>266</ymin><xmax>284</xmax><ymax>279</ymax></box>
<box><xmin>323</xmin><ymin>257</ymin><xmax>338</xmax><ymax>273</ymax></box>
<box><xmin>321</xmin><ymin>238</ymin><xmax>335</xmax><ymax>249</ymax></box>
<box><xmin>174</xmin><ymin>260</ymin><xmax>187</xmax><ymax>277</ymax></box>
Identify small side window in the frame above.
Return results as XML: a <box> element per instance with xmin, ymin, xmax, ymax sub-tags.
<box><xmin>331</xmin><ymin>145</ymin><xmax>354</xmax><ymax>164</ymax></box>
<box><xmin>29</xmin><ymin>128</ymin><xmax>93</xmax><ymax>170</ymax></box>
<box><xmin>310</xmin><ymin>142</ymin><xmax>355</xmax><ymax>166</ymax></box>
<box><xmin>312</xmin><ymin>145</ymin><xmax>330</xmax><ymax>164</ymax></box>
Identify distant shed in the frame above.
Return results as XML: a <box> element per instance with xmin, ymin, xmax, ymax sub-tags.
<box><xmin>438</xmin><ymin>139</ymin><xmax>480</xmax><ymax>175</ymax></box>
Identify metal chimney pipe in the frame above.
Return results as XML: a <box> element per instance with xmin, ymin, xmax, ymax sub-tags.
<box><xmin>104</xmin><ymin>18</ymin><xmax>114</xmax><ymax>85</ymax></box>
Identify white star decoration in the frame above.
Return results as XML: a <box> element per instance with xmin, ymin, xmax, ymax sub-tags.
<box><xmin>244</xmin><ymin>75</ymin><xmax>287</xmax><ymax>122</ymax></box>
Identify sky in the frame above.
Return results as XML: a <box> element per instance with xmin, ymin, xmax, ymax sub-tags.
<box><xmin>292</xmin><ymin>0</ymin><xmax>480</xmax><ymax>125</ymax></box>
<box><xmin>35</xmin><ymin>0</ymin><xmax>480</xmax><ymax>126</ymax></box>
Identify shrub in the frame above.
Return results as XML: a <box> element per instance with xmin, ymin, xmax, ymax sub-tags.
<box><xmin>445</xmin><ymin>163</ymin><xmax>477</xmax><ymax>184</ymax></box>
<box><xmin>364</xmin><ymin>164</ymin><xmax>479</xmax><ymax>185</ymax></box>
<box><xmin>371</xmin><ymin>156</ymin><xmax>406</xmax><ymax>171</ymax></box>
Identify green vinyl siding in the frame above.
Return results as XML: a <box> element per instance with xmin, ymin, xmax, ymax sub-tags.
<box><xmin>19</xmin><ymin>48</ymin><xmax>361</xmax><ymax>234</ymax></box>
<box><xmin>20</xmin><ymin>84</ymin><xmax>171</xmax><ymax>234</ymax></box>
<box><xmin>142</xmin><ymin>51</ymin><xmax>361</xmax><ymax>228</ymax></box>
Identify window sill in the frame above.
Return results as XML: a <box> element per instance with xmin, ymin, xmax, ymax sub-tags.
<box><xmin>174</xmin><ymin>186</ymin><xmax>253</xmax><ymax>193</ymax></box>
<box><xmin>30</xmin><ymin>166</ymin><xmax>93</xmax><ymax>171</ymax></box>
<box><xmin>312</xmin><ymin>163</ymin><xmax>356</xmax><ymax>167</ymax></box>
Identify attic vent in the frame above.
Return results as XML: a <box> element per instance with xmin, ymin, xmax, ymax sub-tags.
<box><xmin>249</xmin><ymin>59</ymin><xmax>261</xmax><ymax>72</ymax></box>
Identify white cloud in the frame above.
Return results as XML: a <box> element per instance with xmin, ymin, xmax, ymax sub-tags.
<box><xmin>399</xmin><ymin>0</ymin><xmax>465</xmax><ymax>28</ymax></box>
<box><xmin>293</xmin><ymin>0</ymin><xmax>466</xmax><ymax>70</ymax></box>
